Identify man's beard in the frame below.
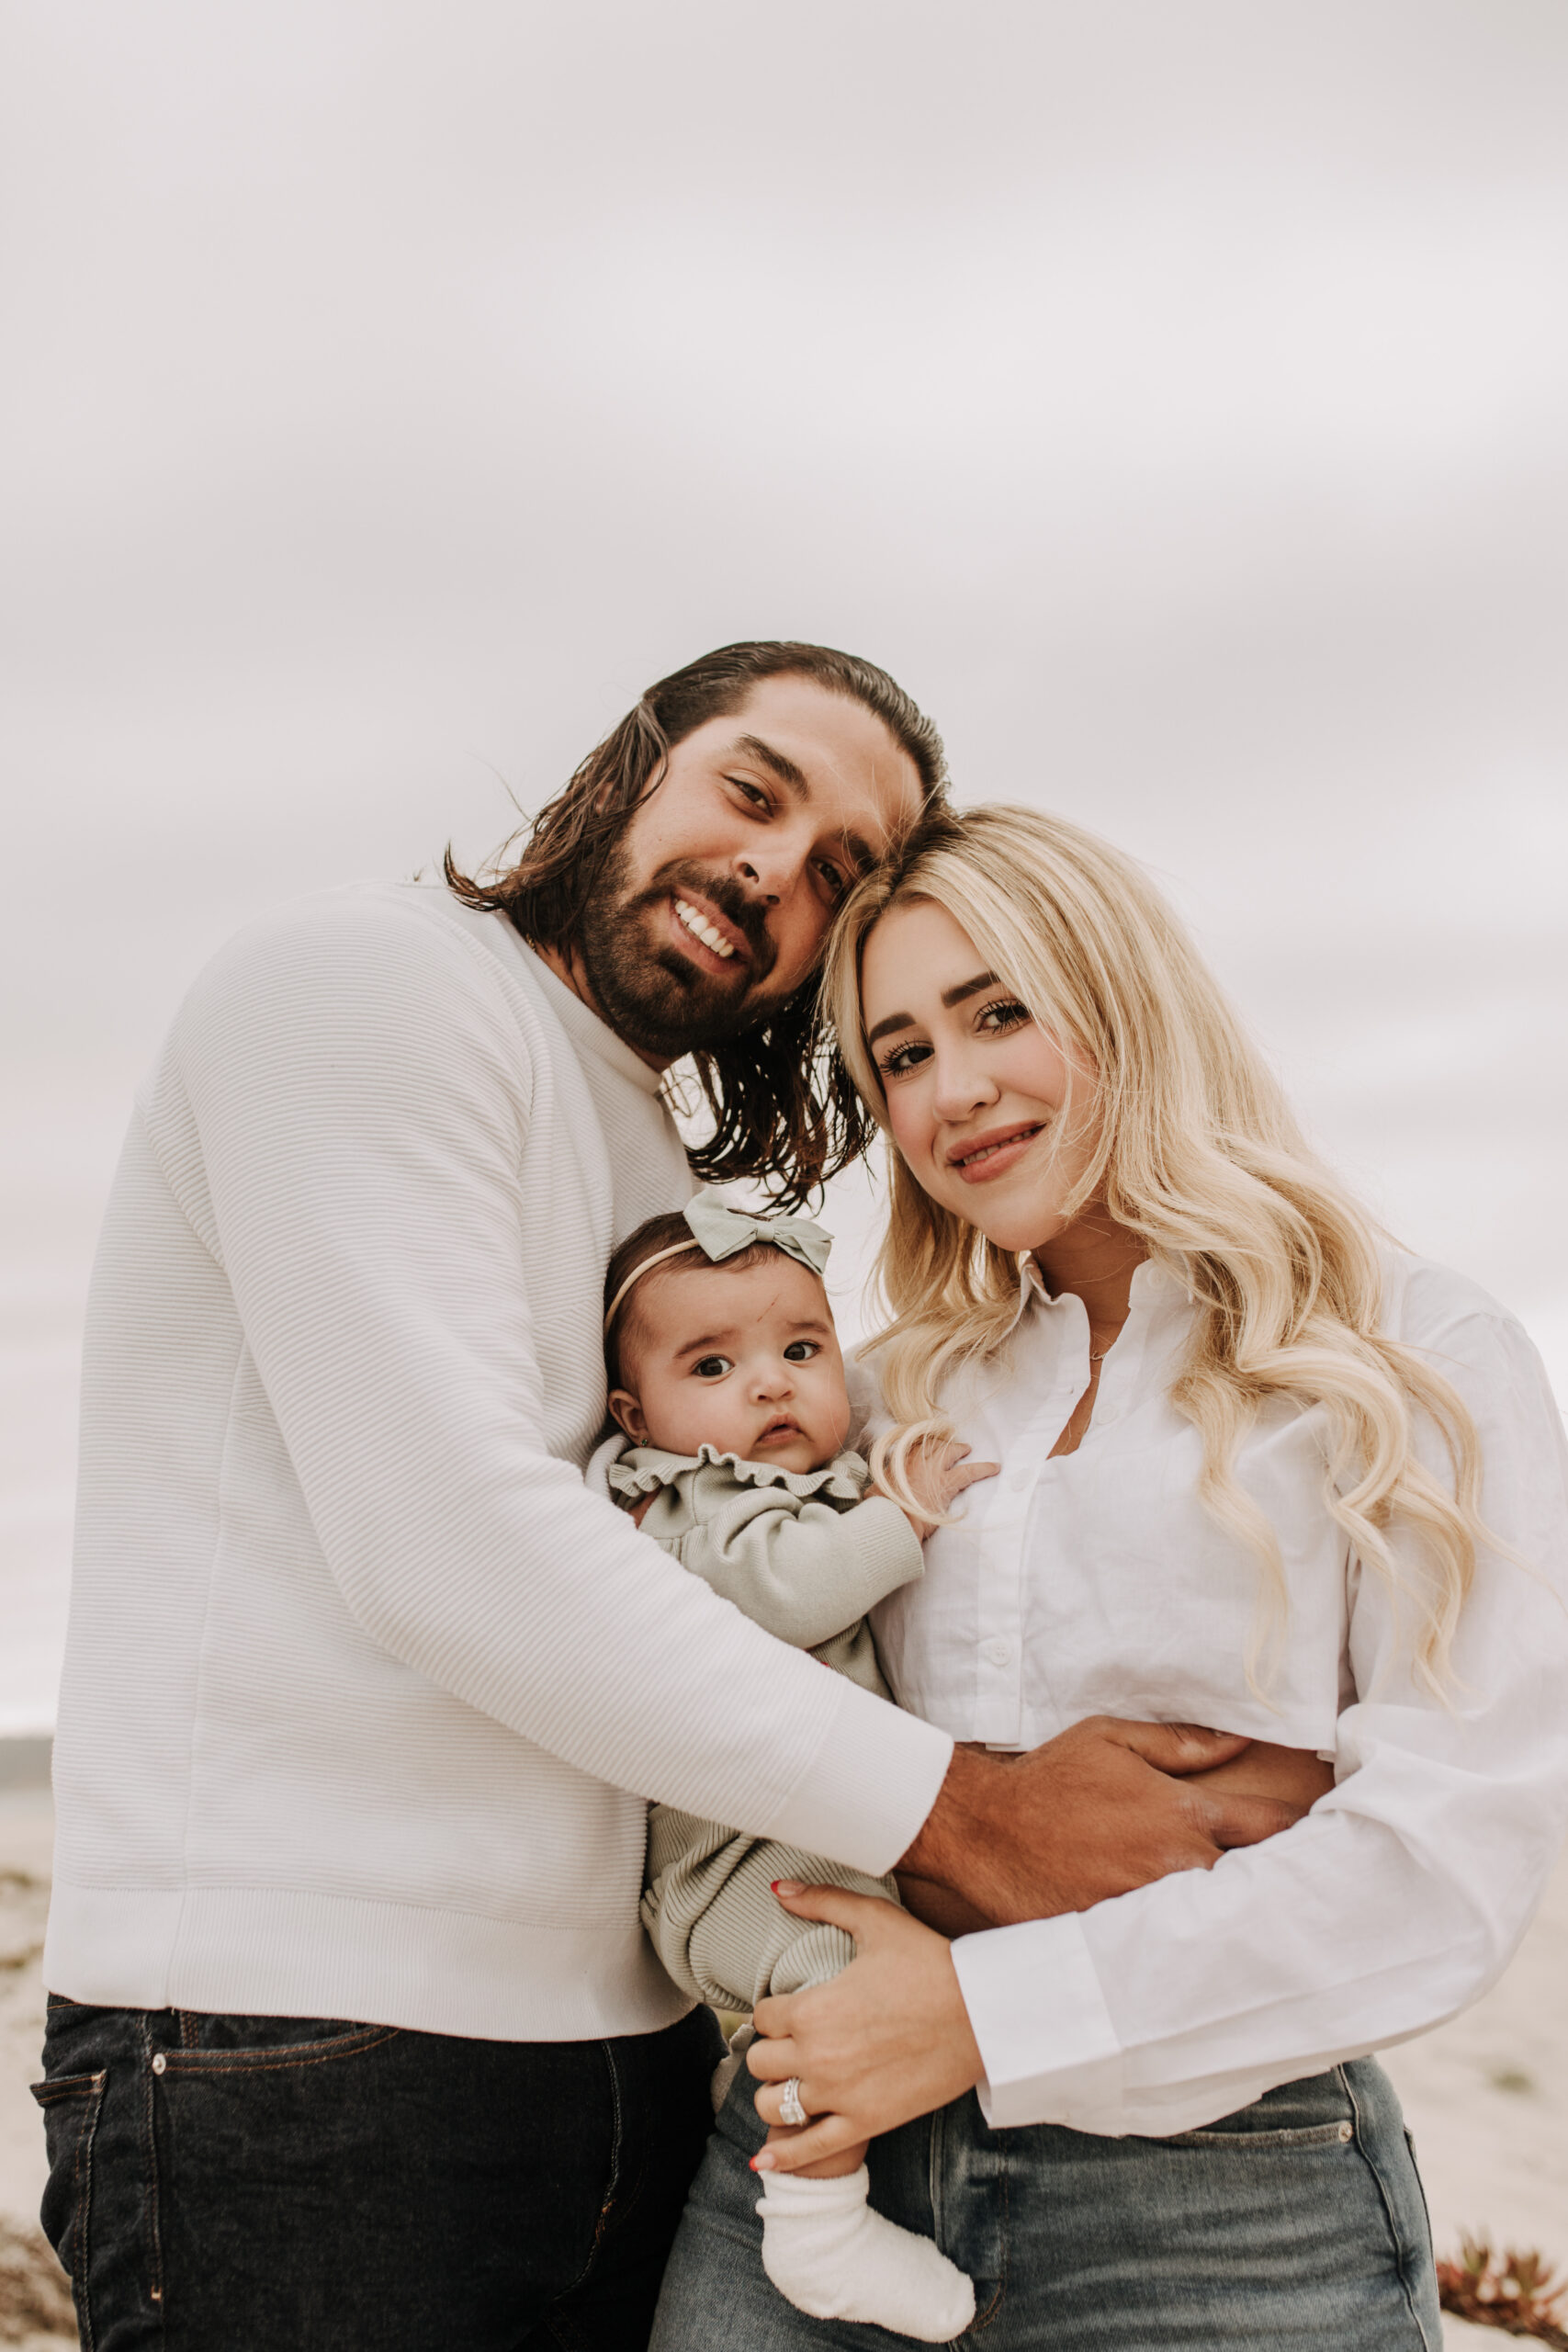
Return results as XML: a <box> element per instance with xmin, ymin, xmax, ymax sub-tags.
<box><xmin>573</xmin><ymin>838</ymin><xmax>783</xmax><ymax>1059</ymax></box>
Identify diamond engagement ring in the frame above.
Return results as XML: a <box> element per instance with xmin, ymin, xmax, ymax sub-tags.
<box><xmin>779</xmin><ymin>2076</ymin><xmax>808</xmax><ymax>2128</ymax></box>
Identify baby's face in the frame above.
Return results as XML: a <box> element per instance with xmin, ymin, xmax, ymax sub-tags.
<box><xmin>610</xmin><ymin>1253</ymin><xmax>852</xmax><ymax>1476</ymax></box>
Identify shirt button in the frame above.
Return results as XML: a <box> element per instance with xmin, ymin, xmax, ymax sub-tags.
<box><xmin>982</xmin><ymin>1638</ymin><xmax>1012</xmax><ymax>1668</ymax></box>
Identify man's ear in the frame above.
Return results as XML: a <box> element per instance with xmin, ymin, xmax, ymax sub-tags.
<box><xmin>608</xmin><ymin>1387</ymin><xmax>649</xmax><ymax>1444</ymax></box>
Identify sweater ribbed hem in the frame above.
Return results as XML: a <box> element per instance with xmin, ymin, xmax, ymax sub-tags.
<box><xmin>43</xmin><ymin>1881</ymin><xmax>694</xmax><ymax>2042</ymax></box>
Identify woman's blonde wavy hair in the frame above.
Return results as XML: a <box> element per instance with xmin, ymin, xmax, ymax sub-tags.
<box><xmin>823</xmin><ymin>802</ymin><xmax>1486</xmax><ymax>1694</ymax></box>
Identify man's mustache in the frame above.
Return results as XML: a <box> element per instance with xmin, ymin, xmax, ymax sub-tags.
<box><xmin>628</xmin><ymin>864</ymin><xmax>778</xmax><ymax>987</ymax></box>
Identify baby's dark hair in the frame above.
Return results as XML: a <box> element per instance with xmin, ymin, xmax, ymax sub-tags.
<box><xmin>604</xmin><ymin>1213</ymin><xmax>778</xmax><ymax>1388</ymax></box>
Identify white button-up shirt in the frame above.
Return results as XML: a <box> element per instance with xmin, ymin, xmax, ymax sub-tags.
<box><xmin>856</xmin><ymin>1251</ymin><xmax>1568</xmax><ymax>2137</ymax></box>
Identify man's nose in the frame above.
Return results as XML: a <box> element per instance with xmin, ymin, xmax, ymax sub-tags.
<box><xmin>732</xmin><ymin>831</ymin><xmax>807</xmax><ymax>908</ymax></box>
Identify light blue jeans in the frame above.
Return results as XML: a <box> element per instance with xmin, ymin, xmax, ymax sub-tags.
<box><xmin>650</xmin><ymin>2056</ymin><xmax>1440</xmax><ymax>2349</ymax></box>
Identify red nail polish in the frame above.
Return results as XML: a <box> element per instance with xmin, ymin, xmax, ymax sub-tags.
<box><xmin>770</xmin><ymin>1881</ymin><xmax>781</xmax><ymax>1893</ymax></box>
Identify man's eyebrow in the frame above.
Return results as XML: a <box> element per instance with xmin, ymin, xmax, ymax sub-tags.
<box><xmin>731</xmin><ymin>734</ymin><xmax>808</xmax><ymax>797</ymax></box>
<box><xmin>864</xmin><ymin>971</ymin><xmax>1002</xmax><ymax>1049</ymax></box>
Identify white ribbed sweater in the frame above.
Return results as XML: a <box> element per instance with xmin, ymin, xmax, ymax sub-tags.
<box><xmin>46</xmin><ymin>883</ymin><xmax>951</xmax><ymax>2039</ymax></box>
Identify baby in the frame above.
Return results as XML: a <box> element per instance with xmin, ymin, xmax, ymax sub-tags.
<box><xmin>590</xmin><ymin>1190</ymin><xmax>994</xmax><ymax>2345</ymax></box>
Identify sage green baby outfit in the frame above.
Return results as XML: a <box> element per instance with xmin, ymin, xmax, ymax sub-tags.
<box><xmin>597</xmin><ymin>1438</ymin><xmax>925</xmax><ymax>2012</ymax></box>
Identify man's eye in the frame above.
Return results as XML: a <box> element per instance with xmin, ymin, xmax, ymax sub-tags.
<box><xmin>782</xmin><ymin>1340</ymin><xmax>820</xmax><ymax>1363</ymax></box>
<box><xmin>727</xmin><ymin>776</ymin><xmax>770</xmax><ymax>811</ymax></box>
<box><xmin>877</xmin><ymin>1040</ymin><xmax>931</xmax><ymax>1080</ymax></box>
<box><xmin>692</xmin><ymin>1355</ymin><xmax>733</xmax><ymax>1380</ymax></box>
<box><xmin>813</xmin><ymin>857</ymin><xmax>846</xmax><ymax>899</ymax></box>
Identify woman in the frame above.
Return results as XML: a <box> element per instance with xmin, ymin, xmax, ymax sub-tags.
<box><xmin>651</xmin><ymin>803</ymin><xmax>1568</xmax><ymax>2348</ymax></box>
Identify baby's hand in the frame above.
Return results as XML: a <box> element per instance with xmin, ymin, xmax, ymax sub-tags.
<box><xmin>876</xmin><ymin>1440</ymin><xmax>998</xmax><ymax>1543</ymax></box>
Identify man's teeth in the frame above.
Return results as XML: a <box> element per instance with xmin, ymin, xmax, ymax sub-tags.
<box><xmin>674</xmin><ymin>899</ymin><xmax>735</xmax><ymax>959</ymax></box>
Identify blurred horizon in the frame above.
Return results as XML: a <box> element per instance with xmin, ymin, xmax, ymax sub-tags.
<box><xmin>3</xmin><ymin>0</ymin><xmax>1566</xmax><ymax>1731</ymax></box>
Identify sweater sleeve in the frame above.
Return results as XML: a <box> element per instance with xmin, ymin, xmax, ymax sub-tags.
<box><xmin>674</xmin><ymin>1480</ymin><xmax>924</xmax><ymax>1651</ymax></box>
<box><xmin>161</xmin><ymin>893</ymin><xmax>951</xmax><ymax>1873</ymax></box>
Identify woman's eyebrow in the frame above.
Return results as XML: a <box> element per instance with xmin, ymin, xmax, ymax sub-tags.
<box><xmin>864</xmin><ymin>970</ymin><xmax>1000</xmax><ymax>1048</ymax></box>
<box><xmin>942</xmin><ymin>969</ymin><xmax>1000</xmax><ymax>1009</ymax></box>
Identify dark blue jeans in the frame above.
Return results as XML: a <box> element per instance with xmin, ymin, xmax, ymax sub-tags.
<box><xmin>32</xmin><ymin>1995</ymin><xmax>723</xmax><ymax>2351</ymax></box>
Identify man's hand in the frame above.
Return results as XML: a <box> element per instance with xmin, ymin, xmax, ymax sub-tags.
<box><xmin>897</xmin><ymin>1717</ymin><xmax>1307</xmax><ymax>1928</ymax></box>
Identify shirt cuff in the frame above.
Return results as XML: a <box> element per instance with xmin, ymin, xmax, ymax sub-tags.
<box><xmin>951</xmin><ymin>1913</ymin><xmax>1124</xmax><ymax>2132</ymax></box>
<box><xmin>761</xmin><ymin>1675</ymin><xmax>953</xmax><ymax>1877</ymax></box>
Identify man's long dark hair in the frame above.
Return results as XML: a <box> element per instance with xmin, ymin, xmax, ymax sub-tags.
<box><xmin>446</xmin><ymin>641</ymin><xmax>947</xmax><ymax>1206</ymax></box>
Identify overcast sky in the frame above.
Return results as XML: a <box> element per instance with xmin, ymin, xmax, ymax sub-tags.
<box><xmin>3</xmin><ymin>1</ymin><xmax>1566</xmax><ymax>1724</ymax></box>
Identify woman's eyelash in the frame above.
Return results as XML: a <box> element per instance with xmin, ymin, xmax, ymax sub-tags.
<box><xmin>976</xmin><ymin>997</ymin><xmax>1030</xmax><ymax>1033</ymax></box>
<box><xmin>875</xmin><ymin>999</ymin><xmax>1031</xmax><ymax>1079</ymax></box>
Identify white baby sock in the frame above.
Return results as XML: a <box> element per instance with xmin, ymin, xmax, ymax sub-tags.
<box><xmin>757</xmin><ymin>2163</ymin><xmax>976</xmax><ymax>2343</ymax></box>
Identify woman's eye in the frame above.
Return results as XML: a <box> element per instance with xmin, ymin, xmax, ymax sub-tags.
<box><xmin>692</xmin><ymin>1355</ymin><xmax>733</xmax><ymax>1380</ymax></box>
<box><xmin>977</xmin><ymin>998</ymin><xmax>1030</xmax><ymax>1035</ymax></box>
<box><xmin>877</xmin><ymin>1039</ymin><xmax>931</xmax><ymax>1080</ymax></box>
<box><xmin>782</xmin><ymin>1340</ymin><xmax>820</xmax><ymax>1363</ymax></box>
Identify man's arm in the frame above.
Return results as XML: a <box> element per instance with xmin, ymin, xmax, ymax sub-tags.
<box><xmin>164</xmin><ymin>890</ymin><xmax>950</xmax><ymax>1871</ymax></box>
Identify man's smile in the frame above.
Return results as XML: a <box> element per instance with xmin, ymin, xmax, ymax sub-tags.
<box><xmin>669</xmin><ymin>891</ymin><xmax>748</xmax><ymax>970</ymax></box>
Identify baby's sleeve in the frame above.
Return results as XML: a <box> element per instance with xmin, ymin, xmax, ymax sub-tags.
<box><xmin>676</xmin><ymin>1481</ymin><xmax>922</xmax><ymax>1651</ymax></box>
<box><xmin>641</xmin><ymin>1803</ymin><xmax>894</xmax><ymax>2011</ymax></box>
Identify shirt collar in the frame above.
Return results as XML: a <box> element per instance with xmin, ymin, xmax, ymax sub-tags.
<box><xmin>1009</xmin><ymin>1250</ymin><xmax>1184</xmax><ymax>1338</ymax></box>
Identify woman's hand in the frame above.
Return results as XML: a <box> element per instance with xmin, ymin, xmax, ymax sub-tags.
<box><xmin>746</xmin><ymin>1884</ymin><xmax>984</xmax><ymax>2175</ymax></box>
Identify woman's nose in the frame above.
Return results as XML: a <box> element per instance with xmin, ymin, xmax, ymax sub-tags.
<box><xmin>931</xmin><ymin>1050</ymin><xmax>998</xmax><ymax>1123</ymax></box>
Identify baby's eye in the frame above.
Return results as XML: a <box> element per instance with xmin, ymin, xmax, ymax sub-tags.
<box><xmin>782</xmin><ymin>1340</ymin><xmax>821</xmax><ymax>1363</ymax></box>
<box><xmin>691</xmin><ymin>1355</ymin><xmax>733</xmax><ymax>1381</ymax></box>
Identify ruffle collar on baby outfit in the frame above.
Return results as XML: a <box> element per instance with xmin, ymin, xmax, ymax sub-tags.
<box><xmin>604</xmin><ymin>1439</ymin><xmax>868</xmax><ymax>1506</ymax></box>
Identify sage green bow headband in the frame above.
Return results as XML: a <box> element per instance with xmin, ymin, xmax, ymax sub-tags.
<box><xmin>603</xmin><ymin>1191</ymin><xmax>833</xmax><ymax>1335</ymax></box>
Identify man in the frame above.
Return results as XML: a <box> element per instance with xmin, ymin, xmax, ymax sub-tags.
<box><xmin>37</xmin><ymin>641</ymin><xmax>1293</xmax><ymax>2348</ymax></box>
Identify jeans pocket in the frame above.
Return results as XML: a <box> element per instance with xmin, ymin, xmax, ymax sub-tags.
<box><xmin>31</xmin><ymin>2066</ymin><xmax>109</xmax><ymax>2336</ymax></box>
<box><xmin>1161</xmin><ymin>2118</ymin><xmax>1356</xmax><ymax>2149</ymax></box>
<box><xmin>152</xmin><ymin>2018</ymin><xmax>398</xmax><ymax>2076</ymax></box>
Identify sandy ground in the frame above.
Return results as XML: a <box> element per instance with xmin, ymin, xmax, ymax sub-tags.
<box><xmin>0</xmin><ymin>1781</ymin><xmax>1559</xmax><ymax>2348</ymax></box>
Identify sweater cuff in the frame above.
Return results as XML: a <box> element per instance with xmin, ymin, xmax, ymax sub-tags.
<box><xmin>761</xmin><ymin>1674</ymin><xmax>953</xmax><ymax>1877</ymax></box>
<box><xmin>951</xmin><ymin>1913</ymin><xmax>1123</xmax><ymax>2131</ymax></box>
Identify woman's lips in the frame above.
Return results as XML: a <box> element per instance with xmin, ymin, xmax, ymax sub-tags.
<box><xmin>947</xmin><ymin>1123</ymin><xmax>1043</xmax><ymax>1183</ymax></box>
